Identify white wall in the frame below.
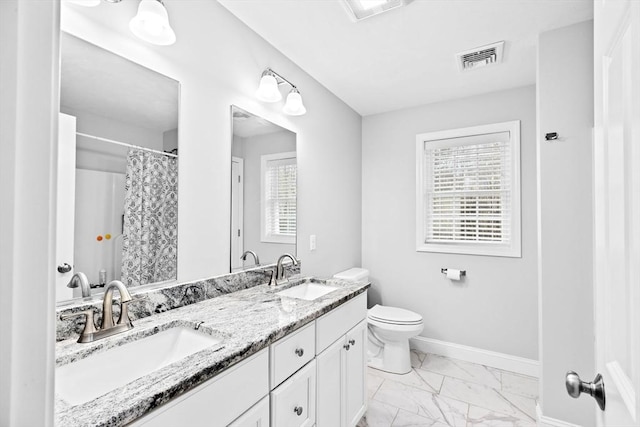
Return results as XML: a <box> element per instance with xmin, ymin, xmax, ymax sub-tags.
<box><xmin>537</xmin><ymin>21</ymin><xmax>594</xmax><ymax>426</ymax></box>
<box><xmin>61</xmin><ymin>0</ymin><xmax>363</xmax><ymax>281</ymax></box>
<box><xmin>61</xmin><ymin>107</ymin><xmax>165</xmax><ymax>151</ymax></box>
<box><xmin>163</xmin><ymin>128</ymin><xmax>178</xmax><ymax>153</ymax></box>
<box><xmin>0</xmin><ymin>1</ymin><xmax>59</xmax><ymax>425</ymax></box>
<box><xmin>362</xmin><ymin>85</ymin><xmax>538</xmax><ymax>360</ymax></box>
<box><xmin>65</xmin><ymin>108</ymin><xmax>164</xmax><ymax>174</ymax></box>
<box><xmin>240</xmin><ymin>130</ymin><xmax>297</xmax><ymax>265</ymax></box>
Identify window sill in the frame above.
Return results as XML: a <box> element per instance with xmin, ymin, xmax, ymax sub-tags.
<box><xmin>416</xmin><ymin>242</ymin><xmax>521</xmax><ymax>258</ymax></box>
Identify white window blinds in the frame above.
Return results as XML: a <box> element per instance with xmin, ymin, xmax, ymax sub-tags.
<box><xmin>262</xmin><ymin>152</ymin><xmax>296</xmax><ymax>243</ymax></box>
<box><xmin>424</xmin><ymin>132</ymin><xmax>511</xmax><ymax>244</ymax></box>
<box><xmin>416</xmin><ymin>121</ymin><xmax>521</xmax><ymax>257</ymax></box>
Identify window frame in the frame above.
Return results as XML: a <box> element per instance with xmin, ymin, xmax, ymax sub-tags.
<box><xmin>260</xmin><ymin>151</ymin><xmax>297</xmax><ymax>245</ymax></box>
<box><xmin>415</xmin><ymin>120</ymin><xmax>521</xmax><ymax>257</ymax></box>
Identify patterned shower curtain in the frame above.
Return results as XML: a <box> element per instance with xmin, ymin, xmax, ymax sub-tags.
<box><xmin>121</xmin><ymin>149</ymin><xmax>178</xmax><ymax>287</ymax></box>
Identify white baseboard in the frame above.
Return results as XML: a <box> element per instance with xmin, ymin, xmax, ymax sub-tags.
<box><xmin>536</xmin><ymin>403</ymin><xmax>582</xmax><ymax>427</ymax></box>
<box><xmin>409</xmin><ymin>336</ymin><xmax>539</xmax><ymax>378</ymax></box>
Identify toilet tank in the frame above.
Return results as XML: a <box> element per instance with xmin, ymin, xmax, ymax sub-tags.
<box><xmin>333</xmin><ymin>268</ymin><xmax>369</xmax><ymax>282</ymax></box>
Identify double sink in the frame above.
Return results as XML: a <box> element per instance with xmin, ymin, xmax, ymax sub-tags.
<box><xmin>56</xmin><ymin>279</ymin><xmax>340</xmax><ymax>407</ymax></box>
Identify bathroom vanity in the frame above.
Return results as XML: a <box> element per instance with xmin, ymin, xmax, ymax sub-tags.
<box><xmin>54</xmin><ymin>276</ymin><xmax>369</xmax><ymax>426</ymax></box>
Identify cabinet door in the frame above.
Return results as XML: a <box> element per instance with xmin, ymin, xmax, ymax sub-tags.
<box><xmin>344</xmin><ymin>320</ymin><xmax>367</xmax><ymax>427</ymax></box>
<box><xmin>316</xmin><ymin>337</ymin><xmax>344</xmax><ymax>427</ymax></box>
<box><xmin>271</xmin><ymin>360</ymin><xmax>316</xmax><ymax>427</ymax></box>
<box><xmin>229</xmin><ymin>395</ymin><xmax>269</xmax><ymax>427</ymax></box>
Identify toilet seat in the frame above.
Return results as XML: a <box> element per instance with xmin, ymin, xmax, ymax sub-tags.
<box><xmin>367</xmin><ymin>305</ymin><xmax>422</xmax><ymax>326</ymax></box>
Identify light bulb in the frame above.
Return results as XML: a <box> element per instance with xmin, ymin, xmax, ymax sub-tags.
<box><xmin>129</xmin><ymin>0</ymin><xmax>176</xmax><ymax>46</ymax></box>
<box><xmin>255</xmin><ymin>74</ymin><xmax>282</xmax><ymax>103</ymax></box>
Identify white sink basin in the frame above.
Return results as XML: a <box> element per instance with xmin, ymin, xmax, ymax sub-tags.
<box><xmin>56</xmin><ymin>326</ymin><xmax>222</xmax><ymax>406</ymax></box>
<box><xmin>277</xmin><ymin>282</ymin><xmax>340</xmax><ymax>301</ymax></box>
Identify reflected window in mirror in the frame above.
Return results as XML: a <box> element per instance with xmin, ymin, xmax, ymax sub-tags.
<box><xmin>57</xmin><ymin>32</ymin><xmax>180</xmax><ymax>303</ymax></box>
<box><xmin>261</xmin><ymin>152</ymin><xmax>297</xmax><ymax>244</ymax></box>
<box><xmin>231</xmin><ymin>106</ymin><xmax>297</xmax><ymax>272</ymax></box>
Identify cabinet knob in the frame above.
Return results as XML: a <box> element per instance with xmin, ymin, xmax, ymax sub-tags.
<box><xmin>294</xmin><ymin>406</ymin><xmax>303</xmax><ymax>416</ymax></box>
<box><xmin>343</xmin><ymin>344</ymin><xmax>350</xmax><ymax>351</ymax></box>
<box><xmin>295</xmin><ymin>348</ymin><xmax>304</xmax><ymax>357</ymax></box>
<box><xmin>349</xmin><ymin>338</ymin><xmax>356</xmax><ymax>346</ymax></box>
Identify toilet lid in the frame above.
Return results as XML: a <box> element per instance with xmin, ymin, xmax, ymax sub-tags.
<box><xmin>368</xmin><ymin>305</ymin><xmax>423</xmax><ymax>325</ymax></box>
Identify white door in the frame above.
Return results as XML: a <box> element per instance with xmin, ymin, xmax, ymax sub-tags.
<box><xmin>231</xmin><ymin>156</ymin><xmax>244</xmax><ymax>269</ymax></box>
<box><xmin>594</xmin><ymin>0</ymin><xmax>640</xmax><ymax>425</ymax></box>
<box><xmin>56</xmin><ymin>113</ymin><xmax>76</xmax><ymax>302</ymax></box>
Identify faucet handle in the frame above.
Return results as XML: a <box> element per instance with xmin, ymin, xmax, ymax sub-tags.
<box><xmin>60</xmin><ymin>308</ymin><xmax>97</xmax><ymax>343</ymax></box>
<box><xmin>117</xmin><ymin>300</ymin><xmax>133</xmax><ymax>327</ymax></box>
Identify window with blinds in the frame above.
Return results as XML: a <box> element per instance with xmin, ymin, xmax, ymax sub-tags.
<box><xmin>416</xmin><ymin>121</ymin><xmax>521</xmax><ymax>257</ymax></box>
<box><xmin>261</xmin><ymin>152</ymin><xmax>296</xmax><ymax>244</ymax></box>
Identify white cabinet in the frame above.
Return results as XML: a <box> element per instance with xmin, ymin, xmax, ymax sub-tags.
<box><xmin>344</xmin><ymin>321</ymin><xmax>367</xmax><ymax>426</ymax></box>
<box><xmin>270</xmin><ymin>322</ymin><xmax>315</xmax><ymax>387</ymax></box>
<box><xmin>129</xmin><ymin>291</ymin><xmax>367</xmax><ymax>427</ymax></box>
<box><xmin>270</xmin><ymin>359</ymin><xmax>316</xmax><ymax>427</ymax></box>
<box><xmin>130</xmin><ymin>349</ymin><xmax>269</xmax><ymax>427</ymax></box>
<box><xmin>229</xmin><ymin>396</ymin><xmax>270</xmax><ymax>427</ymax></box>
<box><xmin>316</xmin><ymin>320</ymin><xmax>367</xmax><ymax>427</ymax></box>
<box><xmin>316</xmin><ymin>335</ymin><xmax>344</xmax><ymax>427</ymax></box>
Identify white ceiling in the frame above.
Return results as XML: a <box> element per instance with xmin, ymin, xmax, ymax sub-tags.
<box><xmin>60</xmin><ymin>32</ymin><xmax>179</xmax><ymax>132</ymax></box>
<box><xmin>218</xmin><ymin>0</ymin><xmax>594</xmax><ymax>116</ymax></box>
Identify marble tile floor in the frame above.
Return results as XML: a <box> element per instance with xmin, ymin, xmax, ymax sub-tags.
<box><xmin>357</xmin><ymin>350</ymin><xmax>538</xmax><ymax>427</ymax></box>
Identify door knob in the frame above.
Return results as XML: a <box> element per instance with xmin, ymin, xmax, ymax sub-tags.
<box><xmin>565</xmin><ymin>371</ymin><xmax>606</xmax><ymax>411</ymax></box>
<box><xmin>293</xmin><ymin>406</ymin><xmax>303</xmax><ymax>416</ymax></box>
<box><xmin>57</xmin><ymin>263</ymin><xmax>72</xmax><ymax>273</ymax></box>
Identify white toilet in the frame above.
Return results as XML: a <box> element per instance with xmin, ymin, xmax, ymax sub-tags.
<box><xmin>333</xmin><ymin>268</ymin><xmax>424</xmax><ymax>375</ymax></box>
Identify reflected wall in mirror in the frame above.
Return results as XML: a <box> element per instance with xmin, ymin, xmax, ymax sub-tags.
<box><xmin>231</xmin><ymin>106</ymin><xmax>297</xmax><ymax>271</ymax></box>
<box><xmin>57</xmin><ymin>33</ymin><xmax>180</xmax><ymax>303</ymax></box>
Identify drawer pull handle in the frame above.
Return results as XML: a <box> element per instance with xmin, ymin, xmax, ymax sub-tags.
<box><xmin>295</xmin><ymin>348</ymin><xmax>304</xmax><ymax>357</ymax></box>
<box><xmin>349</xmin><ymin>339</ymin><xmax>356</xmax><ymax>346</ymax></box>
<box><xmin>294</xmin><ymin>406</ymin><xmax>303</xmax><ymax>416</ymax></box>
<box><xmin>344</xmin><ymin>344</ymin><xmax>350</xmax><ymax>351</ymax></box>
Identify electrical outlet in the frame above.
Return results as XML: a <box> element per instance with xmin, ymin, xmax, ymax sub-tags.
<box><xmin>310</xmin><ymin>234</ymin><xmax>316</xmax><ymax>251</ymax></box>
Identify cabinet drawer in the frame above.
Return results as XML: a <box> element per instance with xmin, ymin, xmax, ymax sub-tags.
<box><xmin>270</xmin><ymin>322</ymin><xmax>315</xmax><ymax>387</ymax></box>
<box><xmin>271</xmin><ymin>360</ymin><xmax>316</xmax><ymax>427</ymax></box>
<box><xmin>229</xmin><ymin>395</ymin><xmax>269</xmax><ymax>427</ymax></box>
<box><xmin>130</xmin><ymin>349</ymin><xmax>269</xmax><ymax>427</ymax></box>
<box><xmin>316</xmin><ymin>292</ymin><xmax>366</xmax><ymax>353</ymax></box>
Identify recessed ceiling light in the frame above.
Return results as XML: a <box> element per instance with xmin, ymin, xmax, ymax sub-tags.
<box><xmin>342</xmin><ymin>0</ymin><xmax>410</xmax><ymax>22</ymax></box>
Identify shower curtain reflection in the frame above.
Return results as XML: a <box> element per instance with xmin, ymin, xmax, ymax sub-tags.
<box><xmin>121</xmin><ymin>149</ymin><xmax>178</xmax><ymax>287</ymax></box>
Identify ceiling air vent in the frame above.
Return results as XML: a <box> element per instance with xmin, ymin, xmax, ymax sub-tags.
<box><xmin>456</xmin><ymin>41</ymin><xmax>504</xmax><ymax>72</ymax></box>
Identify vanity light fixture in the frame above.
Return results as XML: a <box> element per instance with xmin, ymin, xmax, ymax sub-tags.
<box><xmin>256</xmin><ymin>68</ymin><xmax>307</xmax><ymax>116</ymax></box>
<box><xmin>130</xmin><ymin>0</ymin><xmax>176</xmax><ymax>46</ymax></box>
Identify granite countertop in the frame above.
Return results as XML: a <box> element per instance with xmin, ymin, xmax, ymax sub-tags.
<box><xmin>54</xmin><ymin>277</ymin><xmax>370</xmax><ymax>427</ymax></box>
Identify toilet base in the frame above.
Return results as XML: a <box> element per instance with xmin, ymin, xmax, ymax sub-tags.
<box><xmin>367</xmin><ymin>339</ymin><xmax>412</xmax><ymax>374</ymax></box>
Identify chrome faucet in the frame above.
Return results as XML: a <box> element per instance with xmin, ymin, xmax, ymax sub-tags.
<box><xmin>67</xmin><ymin>272</ymin><xmax>91</xmax><ymax>297</ymax></box>
<box><xmin>240</xmin><ymin>250</ymin><xmax>260</xmax><ymax>267</ymax></box>
<box><xmin>101</xmin><ymin>280</ymin><xmax>133</xmax><ymax>330</ymax></box>
<box><xmin>269</xmin><ymin>253</ymin><xmax>299</xmax><ymax>286</ymax></box>
<box><xmin>60</xmin><ymin>280</ymin><xmax>134</xmax><ymax>343</ymax></box>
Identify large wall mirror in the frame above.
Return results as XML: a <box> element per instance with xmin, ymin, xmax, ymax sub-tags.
<box><xmin>230</xmin><ymin>106</ymin><xmax>297</xmax><ymax>271</ymax></box>
<box><xmin>57</xmin><ymin>33</ymin><xmax>179</xmax><ymax>303</ymax></box>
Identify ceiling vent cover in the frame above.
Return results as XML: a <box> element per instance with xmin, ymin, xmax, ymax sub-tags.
<box><xmin>456</xmin><ymin>41</ymin><xmax>504</xmax><ymax>72</ymax></box>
